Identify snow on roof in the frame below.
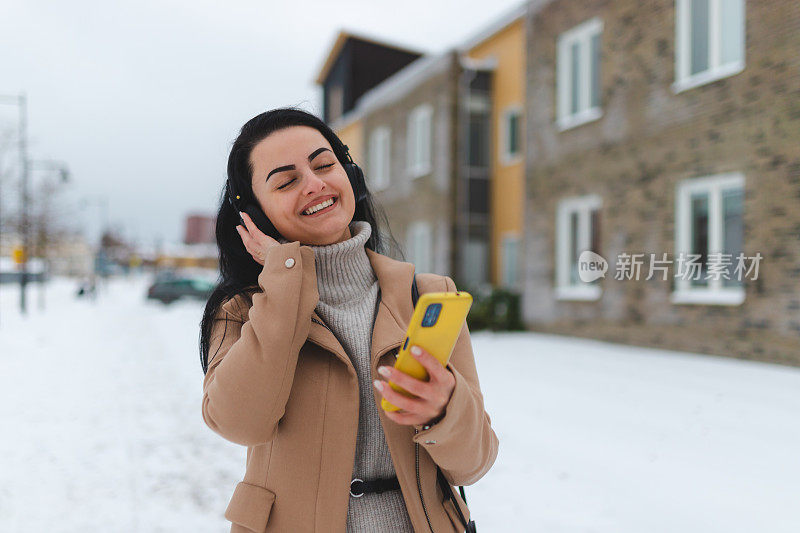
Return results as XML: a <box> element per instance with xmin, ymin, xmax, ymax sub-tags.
<box><xmin>332</xmin><ymin>52</ymin><xmax>454</xmax><ymax>129</ymax></box>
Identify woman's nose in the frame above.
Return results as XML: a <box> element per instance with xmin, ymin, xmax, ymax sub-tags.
<box><xmin>301</xmin><ymin>168</ymin><xmax>327</xmax><ymax>193</ymax></box>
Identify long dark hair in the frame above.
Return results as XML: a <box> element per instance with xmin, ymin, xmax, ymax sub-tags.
<box><xmin>199</xmin><ymin>106</ymin><xmax>404</xmax><ymax>374</ymax></box>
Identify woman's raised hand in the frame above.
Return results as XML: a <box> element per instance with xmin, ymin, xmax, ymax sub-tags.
<box><xmin>235</xmin><ymin>211</ymin><xmax>280</xmax><ymax>266</ymax></box>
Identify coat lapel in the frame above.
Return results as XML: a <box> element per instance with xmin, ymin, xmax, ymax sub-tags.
<box><xmin>365</xmin><ymin>247</ymin><xmax>416</xmax><ymax>366</ymax></box>
<box><xmin>305</xmin><ymin>247</ymin><xmax>416</xmax><ymax>369</ymax></box>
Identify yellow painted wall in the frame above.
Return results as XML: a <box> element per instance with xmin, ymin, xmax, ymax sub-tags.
<box><xmin>335</xmin><ymin>119</ymin><xmax>365</xmax><ymax>168</ymax></box>
<box><xmin>466</xmin><ymin>17</ymin><xmax>525</xmax><ymax>287</ymax></box>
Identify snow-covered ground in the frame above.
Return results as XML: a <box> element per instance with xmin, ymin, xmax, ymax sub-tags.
<box><xmin>1</xmin><ymin>274</ymin><xmax>799</xmax><ymax>532</ymax></box>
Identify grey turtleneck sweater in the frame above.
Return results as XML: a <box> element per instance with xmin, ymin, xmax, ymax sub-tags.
<box><xmin>279</xmin><ymin>220</ymin><xmax>414</xmax><ymax>533</ymax></box>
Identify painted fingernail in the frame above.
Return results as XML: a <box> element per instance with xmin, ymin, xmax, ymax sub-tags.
<box><xmin>378</xmin><ymin>367</ymin><xmax>390</xmax><ymax>377</ymax></box>
<box><xmin>373</xmin><ymin>380</ymin><xmax>383</xmax><ymax>390</ymax></box>
<box><xmin>411</xmin><ymin>346</ymin><xmax>422</xmax><ymax>356</ymax></box>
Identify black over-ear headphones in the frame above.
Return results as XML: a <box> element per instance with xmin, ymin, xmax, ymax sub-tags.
<box><xmin>226</xmin><ymin>143</ymin><xmax>367</xmax><ymax>239</ymax></box>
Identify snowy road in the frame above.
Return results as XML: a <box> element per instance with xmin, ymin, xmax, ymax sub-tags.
<box><xmin>1</xmin><ymin>275</ymin><xmax>799</xmax><ymax>532</ymax></box>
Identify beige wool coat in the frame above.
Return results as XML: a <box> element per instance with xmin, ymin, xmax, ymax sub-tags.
<box><xmin>202</xmin><ymin>239</ymin><xmax>499</xmax><ymax>532</ymax></box>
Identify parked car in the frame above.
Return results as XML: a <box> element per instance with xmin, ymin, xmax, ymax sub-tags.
<box><xmin>147</xmin><ymin>277</ymin><xmax>215</xmax><ymax>304</ymax></box>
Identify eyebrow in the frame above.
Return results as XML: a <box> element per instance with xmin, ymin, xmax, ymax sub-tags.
<box><xmin>267</xmin><ymin>147</ymin><xmax>332</xmax><ymax>181</ymax></box>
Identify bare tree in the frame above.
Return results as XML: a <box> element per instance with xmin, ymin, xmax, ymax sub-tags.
<box><xmin>30</xmin><ymin>173</ymin><xmax>74</xmax><ymax>263</ymax></box>
<box><xmin>0</xmin><ymin>125</ymin><xmax>18</xmax><ymax>238</ymax></box>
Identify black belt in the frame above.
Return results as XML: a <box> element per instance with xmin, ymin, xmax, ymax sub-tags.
<box><xmin>350</xmin><ymin>476</ymin><xmax>400</xmax><ymax>497</ymax></box>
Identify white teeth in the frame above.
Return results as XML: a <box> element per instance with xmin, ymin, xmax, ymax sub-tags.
<box><xmin>303</xmin><ymin>197</ymin><xmax>335</xmax><ymax>215</ymax></box>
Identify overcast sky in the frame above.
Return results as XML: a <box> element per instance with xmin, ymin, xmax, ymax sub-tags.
<box><xmin>0</xmin><ymin>0</ymin><xmax>526</xmax><ymax>247</ymax></box>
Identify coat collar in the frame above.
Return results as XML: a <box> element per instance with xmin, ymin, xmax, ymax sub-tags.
<box><xmin>307</xmin><ymin>247</ymin><xmax>416</xmax><ymax>371</ymax></box>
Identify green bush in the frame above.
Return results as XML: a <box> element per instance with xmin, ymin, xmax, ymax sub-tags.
<box><xmin>452</xmin><ymin>279</ymin><xmax>525</xmax><ymax>332</ymax></box>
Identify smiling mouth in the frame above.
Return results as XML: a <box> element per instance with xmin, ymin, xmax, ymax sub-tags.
<box><xmin>301</xmin><ymin>196</ymin><xmax>338</xmax><ymax>216</ymax></box>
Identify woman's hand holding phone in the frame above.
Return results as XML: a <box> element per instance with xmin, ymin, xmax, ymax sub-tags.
<box><xmin>373</xmin><ymin>345</ymin><xmax>456</xmax><ymax>427</ymax></box>
<box><xmin>236</xmin><ymin>211</ymin><xmax>280</xmax><ymax>266</ymax></box>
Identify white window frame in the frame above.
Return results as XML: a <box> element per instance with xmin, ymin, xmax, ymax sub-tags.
<box><xmin>672</xmin><ymin>172</ymin><xmax>745</xmax><ymax>305</ymax></box>
<box><xmin>500</xmin><ymin>232</ymin><xmax>521</xmax><ymax>289</ymax></box>
<box><xmin>673</xmin><ymin>0</ymin><xmax>746</xmax><ymax>93</ymax></box>
<box><xmin>499</xmin><ymin>105</ymin><xmax>523</xmax><ymax>166</ymax></box>
<box><xmin>463</xmin><ymin>239</ymin><xmax>489</xmax><ymax>286</ymax></box>
<box><xmin>407</xmin><ymin>220</ymin><xmax>432</xmax><ymax>274</ymax></box>
<box><xmin>556</xmin><ymin>17</ymin><xmax>604</xmax><ymax>131</ymax></box>
<box><xmin>555</xmin><ymin>194</ymin><xmax>602</xmax><ymax>301</ymax></box>
<box><xmin>368</xmin><ymin>126</ymin><xmax>391</xmax><ymax>191</ymax></box>
<box><xmin>406</xmin><ymin>104</ymin><xmax>432</xmax><ymax>179</ymax></box>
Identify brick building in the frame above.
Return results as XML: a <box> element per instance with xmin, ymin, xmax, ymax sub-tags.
<box><xmin>522</xmin><ymin>0</ymin><xmax>800</xmax><ymax>365</ymax></box>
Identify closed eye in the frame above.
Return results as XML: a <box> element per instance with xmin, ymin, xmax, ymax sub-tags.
<box><xmin>277</xmin><ymin>164</ymin><xmax>335</xmax><ymax>190</ymax></box>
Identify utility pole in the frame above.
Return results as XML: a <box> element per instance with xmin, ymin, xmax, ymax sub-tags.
<box><xmin>0</xmin><ymin>93</ymin><xmax>30</xmax><ymax>323</ymax></box>
<box><xmin>18</xmin><ymin>94</ymin><xmax>29</xmax><ymax>315</ymax></box>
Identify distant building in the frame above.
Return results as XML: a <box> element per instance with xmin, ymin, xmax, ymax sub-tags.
<box><xmin>0</xmin><ymin>230</ymin><xmax>93</xmax><ymax>280</ymax></box>
<box><xmin>139</xmin><ymin>240</ymin><xmax>219</xmax><ymax>271</ymax></box>
<box><xmin>184</xmin><ymin>214</ymin><xmax>215</xmax><ymax>245</ymax></box>
<box><xmin>46</xmin><ymin>234</ymin><xmax>95</xmax><ymax>277</ymax></box>
<box><xmin>315</xmin><ymin>8</ymin><xmax>526</xmax><ymax>289</ymax></box>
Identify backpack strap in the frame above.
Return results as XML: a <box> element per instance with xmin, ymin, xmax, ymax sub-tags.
<box><xmin>411</xmin><ymin>272</ymin><xmax>475</xmax><ymax>531</ymax></box>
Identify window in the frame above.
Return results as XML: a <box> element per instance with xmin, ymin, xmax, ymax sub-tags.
<box><xmin>407</xmin><ymin>104</ymin><xmax>432</xmax><ymax>179</ymax></box>
<box><xmin>368</xmin><ymin>126</ymin><xmax>391</xmax><ymax>191</ymax></box>
<box><xmin>407</xmin><ymin>220</ymin><xmax>432</xmax><ymax>273</ymax></box>
<box><xmin>555</xmin><ymin>194</ymin><xmax>602</xmax><ymax>300</ymax></box>
<box><xmin>467</xmin><ymin>177</ymin><xmax>489</xmax><ymax>214</ymax></box>
<box><xmin>500</xmin><ymin>105</ymin><xmax>522</xmax><ymax>165</ymax></box>
<box><xmin>673</xmin><ymin>0</ymin><xmax>745</xmax><ymax>92</ymax></box>
<box><xmin>327</xmin><ymin>85</ymin><xmax>343</xmax><ymax>122</ymax></box>
<box><xmin>501</xmin><ymin>233</ymin><xmax>521</xmax><ymax>288</ymax></box>
<box><xmin>557</xmin><ymin>18</ymin><xmax>603</xmax><ymax>131</ymax></box>
<box><xmin>468</xmin><ymin>110</ymin><xmax>490</xmax><ymax>167</ymax></box>
<box><xmin>673</xmin><ymin>173</ymin><xmax>745</xmax><ymax>305</ymax></box>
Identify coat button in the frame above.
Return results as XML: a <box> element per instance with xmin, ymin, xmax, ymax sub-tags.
<box><xmin>285</xmin><ymin>258</ymin><xmax>295</xmax><ymax>268</ymax></box>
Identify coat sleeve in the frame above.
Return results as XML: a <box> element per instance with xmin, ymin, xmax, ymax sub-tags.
<box><xmin>201</xmin><ymin>241</ymin><xmax>319</xmax><ymax>447</ymax></box>
<box><xmin>411</xmin><ymin>275</ymin><xmax>500</xmax><ymax>486</ymax></box>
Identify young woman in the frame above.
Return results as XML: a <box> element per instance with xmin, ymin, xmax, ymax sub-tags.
<box><xmin>199</xmin><ymin>107</ymin><xmax>498</xmax><ymax>533</ymax></box>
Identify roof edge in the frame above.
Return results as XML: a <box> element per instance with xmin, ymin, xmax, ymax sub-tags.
<box><xmin>314</xmin><ymin>29</ymin><xmax>427</xmax><ymax>85</ymax></box>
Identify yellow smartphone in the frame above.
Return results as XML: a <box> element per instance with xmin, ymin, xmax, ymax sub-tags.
<box><xmin>380</xmin><ymin>290</ymin><xmax>472</xmax><ymax>412</ymax></box>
